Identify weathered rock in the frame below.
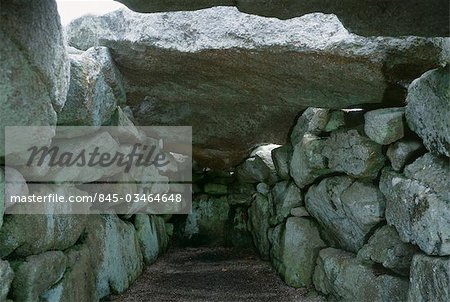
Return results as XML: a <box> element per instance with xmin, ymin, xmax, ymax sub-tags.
<box><xmin>227</xmin><ymin>182</ymin><xmax>255</xmax><ymax>205</ymax></box>
<box><xmin>248</xmin><ymin>193</ymin><xmax>273</xmax><ymax>259</ymax></box>
<box><xmin>85</xmin><ymin>214</ymin><xmax>144</xmax><ymax>298</ymax></box>
<box><xmin>0</xmin><ymin>169</ymin><xmax>3</xmax><ymax>230</ymax></box>
<box><xmin>256</xmin><ymin>182</ymin><xmax>270</xmax><ymax>195</ymax></box>
<box><xmin>406</xmin><ymin>66</ymin><xmax>450</xmax><ymax>157</ymax></box>
<box><xmin>4</xmin><ymin>167</ymin><xmax>28</xmax><ymax>207</ymax></box>
<box><xmin>41</xmin><ymin>245</ymin><xmax>97</xmax><ymax>302</ymax></box>
<box><xmin>58</xmin><ymin>47</ymin><xmax>125</xmax><ymax>126</ymax></box>
<box><xmin>408</xmin><ymin>254</ymin><xmax>450</xmax><ymax>302</ymax></box>
<box><xmin>1</xmin><ymin>0</ymin><xmax>69</xmax><ymax>110</ymax></box>
<box><xmin>10</xmin><ymin>251</ymin><xmax>67</xmax><ymax>302</ymax></box>
<box><xmin>290</xmin><ymin>206</ymin><xmax>310</xmax><ymax>217</ymax></box>
<box><xmin>182</xmin><ymin>195</ymin><xmax>230</xmax><ymax>246</ymax></box>
<box><xmin>0</xmin><ymin>260</ymin><xmax>14</xmax><ymax>302</ymax></box>
<box><xmin>292</xmin><ymin>127</ymin><xmax>385</xmax><ymax>186</ymax></box>
<box><xmin>305</xmin><ymin>176</ymin><xmax>385</xmax><ymax>252</ymax></box>
<box><xmin>364</xmin><ymin>107</ymin><xmax>405</xmax><ymax>145</ymax></box>
<box><xmin>313</xmin><ymin>248</ymin><xmax>409</xmax><ymax>302</ymax></box>
<box><xmin>115</xmin><ymin>0</ymin><xmax>450</xmax><ymax>36</ymax></box>
<box><xmin>270</xmin><ymin>181</ymin><xmax>303</xmax><ymax>225</ymax></box>
<box><xmin>1</xmin><ymin>167</ymin><xmax>28</xmax><ymax>230</ymax></box>
<box><xmin>290</xmin><ymin>135</ymin><xmax>331</xmax><ymax>188</ymax></box>
<box><xmin>236</xmin><ymin>145</ymin><xmax>279</xmax><ymax>185</ymax></box>
<box><xmin>271</xmin><ymin>145</ymin><xmax>292</xmax><ymax>180</ymax></box>
<box><xmin>269</xmin><ymin>223</ymin><xmax>285</xmax><ymax>273</ymax></box>
<box><xmin>0</xmin><ymin>207</ymin><xmax>87</xmax><ymax>258</ymax></box>
<box><xmin>276</xmin><ymin>218</ymin><xmax>326</xmax><ymax>287</ymax></box>
<box><xmin>106</xmin><ymin>106</ymin><xmax>146</xmax><ymax>143</ymax></box>
<box><xmin>324</xmin><ymin>110</ymin><xmax>346</xmax><ymax>132</ymax></box>
<box><xmin>380</xmin><ymin>153</ymin><xmax>450</xmax><ymax>256</ymax></box>
<box><xmin>290</xmin><ymin>108</ymin><xmax>329</xmax><ymax>146</ymax></box>
<box><xmin>152</xmin><ymin>215</ymin><xmax>169</xmax><ymax>252</ymax></box>
<box><xmin>0</xmin><ymin>0</ymin><xmax>71</xmax><ymax>155</ymax></box>
<box><xmin>387</xmin><ymin>139</ymin><xmax>424</xmax><ymax>171</ymax></box>
<box><xmin>135</xmin><ymin>214</ymin><xmax>164</xmax><ymax>264</ymax></box>
<box><xmin>358</xmin><ymin>225</ymin><xmax>418</xmax><ymax>276</ymax></box>
<box><xmin>228</xmin><ymin>207</ymin><xmax>253</xmax><ymax>248</ymax></box>
<box><xmin>323</xmin><ymin>129</ymin><xmax>385</xmax><ymax>179</ymax></box>
<box><xmin>66</xmin><ymin>8</ymin><xmax>447</xmax><ymax>168</ymax></box>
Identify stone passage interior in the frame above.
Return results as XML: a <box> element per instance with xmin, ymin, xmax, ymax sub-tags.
<box><xmin>0</xmin><ymin>1</ymin><xmax>449</xmax><ymax>302</ymax></box>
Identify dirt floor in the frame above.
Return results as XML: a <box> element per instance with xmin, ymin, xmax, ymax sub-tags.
<box><xmin>108</xmin><ymin>247</ymin><xmax>324</xmax><ymax>302</ymax></box>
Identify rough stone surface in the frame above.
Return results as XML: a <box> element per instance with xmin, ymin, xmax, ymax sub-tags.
<box><xmin>387</xmin><ymin>139</ymin><xmax>424</xmax><ymax>171</ymax></box>
<box><xmin>290</xmin><ymin>207</ymin><xmax>310</xmax><ymax>217</ymax></box>
<box><xmin>305</xmin><ymin>176</ymin><xmax>385</xmax><ymax>253</ymax></box>
<box><xmin>248</xmin><ymin>193</ymin><xmax>273</xmax><ymax>260</ymax></box>
<box><xmin>0</xmin><ymin>260</ymin><xmax>14</xmax><ymax>302</ymax></box>
<box><xmin>4</xmin><ymin>167</ymin><xmax>28</xmax><ymax>212</ymax></box>
<box><xmin>273</xmin><ymin>218</ymin><xmax>326</xmax><ymax>287</ymax></box>
<box><xmin>41</xmin><ymin>244</ymin><xmax>97</xmax><ymax>302</ymax></box>
<box><xmin>358</xmin><ymin>225</ymin><xmax>418</xmax><ymax>276</ymax></box>
<box><xmin>0</xmin><ymin>0</ymin><xmax>71</xmax><ymax>155</ymax></box>
<box><xmin>290</xmin><ymin>108</ymin><xmax>329</xmax><ymax>146</ymax></box>
<box><xmin>10</xmin><ymin>251</ymin><xmax>67</xmax><ymax>302</ymax></box>
<box><xmin>58</xmin><ymin>47</ymin><xmax>126</xmax><ymax>126</ymax></box>
<box><xmin>313</xmin><ymin>248</ymin><xmax>409</xmax><ymax>302</ymax></box>
<box><xmin>270</xmin><ymin>181</ymin><xmax>303</xmax><ymax>225</ymax></box>
<box><xmin>115</xmin><ymin>0</ymin><xmax>450</xmax><ymax>36</ymax></box>
<box><xmin>106</xmin><ymin>106</ymin><xmax>146</xmax><ymax>143</ymax></box>
<box><xmin>364</xmin><ymin>107</ymin><xmax>405</xmax><ymax>145</ymax></box>
<box><xmin>135</xmin><ymin>214</ymin><xmax>166</xmax><ymax>264</ymax></box>
<box><xmin>408</xmin><ymin>254</ymin><xmax>450</xmax><ymax>302</ymax></box>
<box><xmin>269</xmin><ymin>223</ymin><xmax>285</xmax><ymax>273</ymax></box>
<box><xmin>290</xmin><ymin>135</ymin><xmax>331</xmax><ymax>188</ymax></box>
<box><xmin>271</xmin><ymin>145</ymin><xmax>292</xmax><ymax>180</ymax></box>
<box><xmin>229</xmin><ymin>207</ymin><xmax>253</xmax><ymax>248</ymax></box>
<box><xmin>182</xmin><ymin>195</ymin><xmax>230</xmax><ymax>246</ymax></box>
<box><xmin>324</xmin><ymin>110</ymin><xmax>346</xmax><ymax>132</ymax></box>
<box><xmin>0</xmin><ymin>210</ymin><xmax>87</xmax><ymax>258</ymax></box>
<box><xmin>0</xmin><ymin>0</ymin><xmax>69</xmax><ymax>110</ymax></box>
<box><xmin>380</xmin><ymin>153</ymin><xmax>450</xmax><ymax>256</ymax></box>
<box><xmin>85</xmin><ymin>214</ymin><xmax>144</xmax><ymax>299</ymax></box>
<box><xmin>153</xmin><ymin>215</ymin><xmax>170</xmax><ymax>253</ymax></box>
<box><xmin>236</xmin><ymin>145</ymin><xmax>279</xmax><ymax>185</ymax></box>
<box><xmin>406</xmin><ymin>66</ymin><xmax>450</xmax><ymax>157</ymax></box>
<box><xmin>323</xmin><ymin>129</ymin><xmax>385</xmax><ymax>179</ymax></box>
<box><xmin>256</xmin><ymin>182</ymin><xmax>270</xmax><ymax>195</ymax></box>
<box><xmin>66</xmin><ymin>7</ymin><xmax>448</xmax><ymax>168</ymax></box>
<box><xmin>0</xmin><ymin>169</ymin><xmax>3</xmax><ymax>230</ymax></box>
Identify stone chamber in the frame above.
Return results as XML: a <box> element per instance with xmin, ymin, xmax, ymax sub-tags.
<box><xmin>0</xmin><ymin>0</ymin><xmax>449</xmax><ymax>301</ymax></box>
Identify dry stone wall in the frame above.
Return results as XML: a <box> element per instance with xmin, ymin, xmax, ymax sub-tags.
<box><xmin>0</xmin><ymin>2</ymin><xmax>174</xmax><ymax>300</ymax></box>
<box><xmin>235</xmin><ymin>65</ymin><xmax>449</xmax><ymax>301</ymax></box>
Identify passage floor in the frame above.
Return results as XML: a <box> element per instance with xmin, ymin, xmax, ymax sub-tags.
<box><xmin>108</xmin><ymin>247</ymin><xmax>323</xmax><ymax>302</ymax></box>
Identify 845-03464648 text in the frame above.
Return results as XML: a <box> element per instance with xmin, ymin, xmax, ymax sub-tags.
<box><xmin>8</xmin><ymin>193</ymin><xmax>184</xmax><ymax>204</ymax></box>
